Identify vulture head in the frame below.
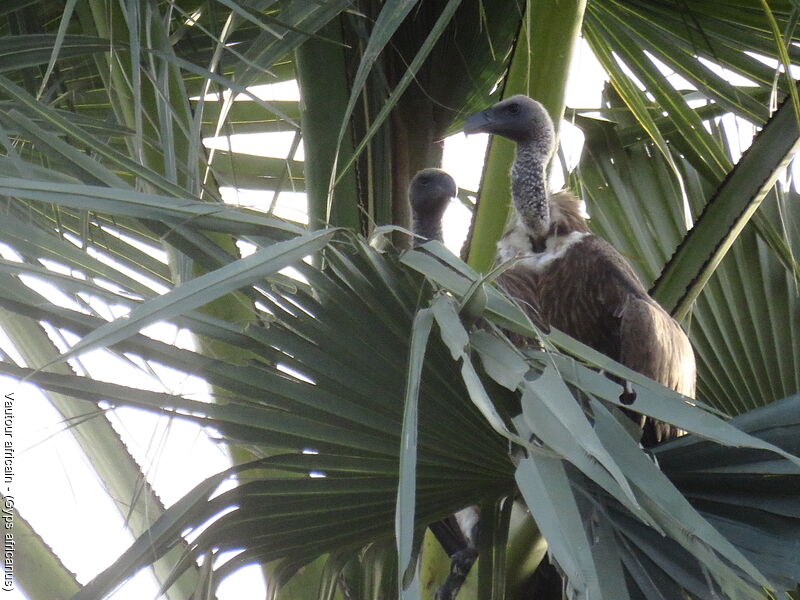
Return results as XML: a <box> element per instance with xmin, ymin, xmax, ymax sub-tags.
<box><xmin>409</xmin><ymin>168</ymin><xmax>457</xmax><ymax>245</ymax></box>
<box><xmin>464</xmin><ymin>94</ymin><xmax>555</xmax><ymax>158</ymax></box>
<box><xmin>465</xmin><ymin>95</ymin><xmax>556</xmax><ymax>239</ymax></box>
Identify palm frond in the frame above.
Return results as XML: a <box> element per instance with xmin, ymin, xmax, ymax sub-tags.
<box><xmin>1</xmin><ymin>227</ymin><xmax>795</xmax><ymax>599</ymax></box>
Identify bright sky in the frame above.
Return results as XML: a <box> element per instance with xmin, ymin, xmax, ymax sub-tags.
<box><xmin>3</xmin><ymin>34</ymin><xmax>769</xmax><ymax>600</ymax></box>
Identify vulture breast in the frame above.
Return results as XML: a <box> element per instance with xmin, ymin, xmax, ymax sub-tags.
<box><xmin>498</xmin><ymin>233</ymin><xmax>696</xmax><ymax>402</ymax></box>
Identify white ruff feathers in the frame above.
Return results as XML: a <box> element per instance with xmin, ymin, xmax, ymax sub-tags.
<box><xmin>497</xmin><ymin>229</ymin><xmax>589</xmax><ymax>273</ymax></box>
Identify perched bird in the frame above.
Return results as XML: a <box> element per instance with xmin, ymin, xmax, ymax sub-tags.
<box><xmin>463</xmin><ymin>94</ymin><xmax>696</xmax><ymax>599</ymax></box>
<box><xmin>408</xmin><ymin>168</ymin><xmax>480</xmax><ymax>600</ymax></box>
<box><xmin>409</xmin><ymin>167</ymin><xmax>457</xmax><ymax>246</ymax></box>
<box><xmin>464</xmin><ymin>94</ymin><xmax>696</xmax><ymax>444</ymax></box>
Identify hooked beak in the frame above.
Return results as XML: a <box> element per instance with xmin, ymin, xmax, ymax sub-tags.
<box><xmin>463</xmin><ymin>109</ymin><xmax>492</xmax><ymax>135</ymax></box>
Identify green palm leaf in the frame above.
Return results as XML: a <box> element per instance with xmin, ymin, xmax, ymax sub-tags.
<box><xmin>2</xmin><ymin>2</ymin><xmax>800</xmax><ymax>599</ymax></box>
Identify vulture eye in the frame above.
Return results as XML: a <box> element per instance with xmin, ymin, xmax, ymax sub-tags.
<box><xmin>419</xmin><ymin>177</ymin><xmax>430</xmax><ymax>185</ymax></box>
<box><xmin>507</xmin><ymin>103</ymin><xmax>520</xmax><ymax>115</ymax></box>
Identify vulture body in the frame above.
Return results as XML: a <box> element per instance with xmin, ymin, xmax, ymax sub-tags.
<box><xmin>464</xmin><ymin>94</ymin><xmax>696</xmax><ymax>599</ymax></box>
<box><xmin>464</xmin><ymin>94</ymin><xmax>696</xmax><ymax>444</ymax></box>
<box><xmin>497</xmin><ymin>191</ymin><xmax>696</xmax><ymax>413</ymax></box>
<box><xmin>408</xmin><ymin>169</ymin><xmax>478</xmax><ymax>600</ymax></box>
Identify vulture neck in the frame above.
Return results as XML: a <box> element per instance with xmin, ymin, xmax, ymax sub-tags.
<box><xmin>412</xmin><ymin>212</ymin><xmax>444</xmax><ymax>245</ymax></box>
<box><xmin>511</xmin><ymin>138</ymin><xmax>551</xmax><ymax>240</ymax></box>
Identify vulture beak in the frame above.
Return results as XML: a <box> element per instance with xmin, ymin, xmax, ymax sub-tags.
<box><xmin>463</xmin><ymin>109</ymin><xmax>492</xmax><ymax>135</ymax></box>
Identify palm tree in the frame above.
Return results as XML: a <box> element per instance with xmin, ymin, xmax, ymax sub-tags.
<box><xmin>3</xmin><ymin>1</ymin><xmax>800</xmax><ymax>599</ymax></box>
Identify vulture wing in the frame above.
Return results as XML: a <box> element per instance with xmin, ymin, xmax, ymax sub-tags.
<box><xmin>528</xmin><ymin>234</ymin><xmax>695</xmax><ymax>443</ymax></box>
<box><xmin>585</xmin><ymin>237</ymin><xmax>696</xmax><ymax>399</ymax></box>
<box><xmin>618</xmin><ymin>294</ymin><xmax>696</xmax><ymax>399</ymax></box>
<box><xmin>591</xmin><ymin>237</ymin><xmax>696</xmax><ymax>444</ymax></box>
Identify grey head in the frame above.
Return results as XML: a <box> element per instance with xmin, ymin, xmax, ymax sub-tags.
<box><xmin>409</xmin><ymin>168</ymin><xmax>457</xmax><ymax>245</ymax></box>
<box><xmin>463</xmin><ymin>95</ymin><xmax>555</xmax><ymax>156</ymax></box>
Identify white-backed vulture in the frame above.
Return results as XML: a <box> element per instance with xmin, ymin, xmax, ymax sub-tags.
<box><xmin>464</xmin><ymin>94</ymin><xmax>696</xmax><ymax>445</ymax></box>
<box><xmin>409</xmin><ymin>167</ymin><xmax>457</xmax><ymax>245</ymax></box>
<box><xmin>409</xmin><ymin>168</ymin><xmax>479</xmax><ymax>600</ymax></box>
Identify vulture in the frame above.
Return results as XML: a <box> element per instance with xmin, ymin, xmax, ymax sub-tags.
<box><xmin>463</xmin><ymin>94</ymin><xmax>696</xmax><ymax>443</ymax></box>
<box><xmin>409</xmin><ymin>168</ymin><xmax>480</xmax><ymax>600</ymax></box>
<box><xmin>409</xmin><ymin>167</ymin><xmax>457</xmax><ymax>246</ymax></box>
